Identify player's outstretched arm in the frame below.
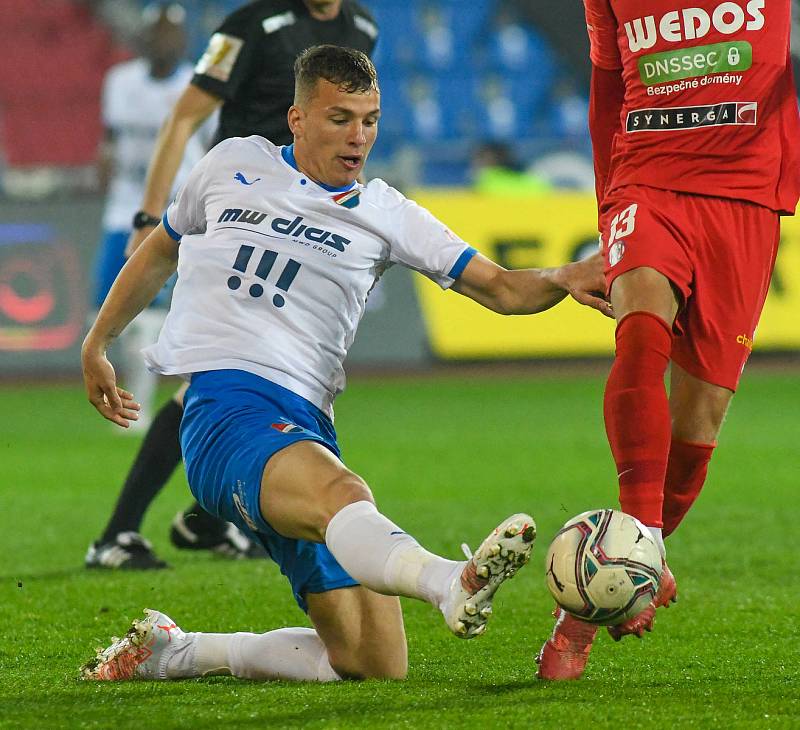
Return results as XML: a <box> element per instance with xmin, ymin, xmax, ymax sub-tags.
<box><xmin>83</xmin><ymin>225</ymin><xmax>179</xmax><ymax>427</ymax></box>
<box><xmin>452</xmin><ymin>252</ymin><xmax>612</xmax><ymax>318</ymax></box>
<box><xmin>126</xmin><ymin>84</ymin><xmax>221</xmax><ymax>256</ymax></box>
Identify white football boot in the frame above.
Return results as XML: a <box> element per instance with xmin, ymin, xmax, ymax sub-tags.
<box><xmin>442</xmin><ymin>513</ymin><xmax>536</xmax><ymax>638</ymax></box>
<box><xmin>81</xmin><ymin>609</ymin><xmax>187</xmax><ymax>680</ymax></box>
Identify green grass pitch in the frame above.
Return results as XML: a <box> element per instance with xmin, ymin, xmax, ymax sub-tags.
<box><xmin>1</xmin><ymin>369</ymin><xmax>798</xmax><ymax>728</ymax></box>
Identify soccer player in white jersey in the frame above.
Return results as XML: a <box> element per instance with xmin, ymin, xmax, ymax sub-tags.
<box><xmin>92</xmin><ymin>3</ymin><xmax>210</xmax><ymax>434</ymax></box>
<box><xmin>80</xmin><ymin>45</ymin><xmax>611</xmax><ymax>683</ymax></box>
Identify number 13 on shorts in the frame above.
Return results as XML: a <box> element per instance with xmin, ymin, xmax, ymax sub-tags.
<box><xmin>605</xmin><ymin>203</ymin><xmax>638</xmax><ymax>267</ymax></box>
<box><xmin>610</xmin><ymin>204</ymin><xmax>638</xmax><ymax>243</ymax></box>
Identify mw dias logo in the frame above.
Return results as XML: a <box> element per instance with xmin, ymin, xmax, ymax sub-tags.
<box><xmin>624</xmin><ymin>1</ymin><xmax>765</xmax><ymax>53</ymax></box>
<box><xmin>217</xmin><ymin>208</ymin><xmax>351</xmax><ymax>253</ymax></box>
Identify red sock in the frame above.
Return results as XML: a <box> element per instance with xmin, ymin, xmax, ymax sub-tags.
<box><xmin>604</xmin><ymin>312</ymin><xmax>673</xmax><ymax>527</ymax></box>
<box><xmin>662</xmin><ymin>439</ymin><xmax>715</xmax><ymax>537</ymax></box>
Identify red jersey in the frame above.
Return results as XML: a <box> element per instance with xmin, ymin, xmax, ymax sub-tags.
<box><xmin>585</xmin><ymin>0</ymin><xmax>800</xmax><ymax>214</ymax></box>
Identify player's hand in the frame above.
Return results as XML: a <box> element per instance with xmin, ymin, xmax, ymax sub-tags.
<box><xmin>125</xmin><ymin>227</ymin><xmax>153</xmax><ymax>258</ymax></box>
<box><xmin>81</xmin><ymin>348</ymin><xmax>140</xmax><ymax>428</ymax></box>
<box><xmin>553</xmin><ymin>254</ymin><xmax>613</xmax><ymax>318</ymax></box>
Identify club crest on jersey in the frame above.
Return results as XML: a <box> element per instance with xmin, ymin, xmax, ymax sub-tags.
<box><xmin>608</xmin><ymin>241</ymin><xmax>626</xmax><ymax>267</ymax></box>
<box><xmin>332</xmin><ymin>189</ymin><xmax>360</xmax><ymax>209</ymax></box>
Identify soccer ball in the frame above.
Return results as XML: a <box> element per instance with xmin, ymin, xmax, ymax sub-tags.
<box><xmin>545</xmin><ymin>509</ymin><xmax>663</xmax><ymax>625</ymax></box>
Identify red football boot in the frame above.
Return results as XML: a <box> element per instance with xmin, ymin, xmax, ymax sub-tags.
<box><xmin>607</xmin><ymin>562</ymin><xmax>677</xmax><ymax>641</ymax></box>
<box><xmin>536</xmin><ymin>607</ymin><xmax>599</xmax><ymax>680</ymax></box>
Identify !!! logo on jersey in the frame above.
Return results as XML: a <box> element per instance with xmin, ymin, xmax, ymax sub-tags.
<box><xmin>227</xmin><ymin>244</ymin><xmax>301</xmax><ymax>308</ymax></box>
<box><xmin>624</xmin><ymin>1</ymin><xmax>765</xmax><ymax>53</ymax></box>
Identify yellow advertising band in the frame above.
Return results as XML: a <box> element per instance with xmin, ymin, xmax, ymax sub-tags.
<box><xmin>412</xmin><ymin>191</ymin><xmax>799</xmax><ymax>359</ymax></box>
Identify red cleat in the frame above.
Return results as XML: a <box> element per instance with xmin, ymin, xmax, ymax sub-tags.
<box><xmin>607</xmin><ymin>562</ymin><xmax>677</xmax><ymax>641</ymax></box>
<box><xmin>536</xmin><ymin>607</ymin><xmax>599</xmax><ymax>680</ymax></box>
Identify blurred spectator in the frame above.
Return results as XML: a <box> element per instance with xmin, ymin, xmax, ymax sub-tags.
<box><xmin>407</xmin><ymin>76</ymin><xmax>446</xmax><ymax>140</ymax></box>
<box><xmin>91</xmin><ymin>3</ymin><xmax>210</xmax><ymax>432</ymax></box>
<box><xmin>476</xmin><ymin>75</ymin><xmax>520</xmax><ymax>140</ymax></box>
<box><xmin>490</xmin><ymin>6</ymin><xmax>537</xmax><ymax>71</ymax></box>
<box><xmin>507</xmin><ymin>0</ymin><xmax>591</xmax><ymax>89</ymax></box>
<box><xmin>419</xmin><ymin>4</ymin><xmax>454</xmax><ymax>69</ymax></box>
<box><xmin>471</xmin><ymin>141</ymin><xmax>551</xmax><ymax>195</ymax></box>
<box><xmin>550</xmin><ymin>77</ymin><xmax>589</xmax><ymax>141</ymax></box>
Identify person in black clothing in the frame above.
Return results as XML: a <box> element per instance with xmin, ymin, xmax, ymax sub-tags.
<box><xmin>85</xmin><ymin>0</ymin><xmax>378</xmax><ymax>570</ymax></box>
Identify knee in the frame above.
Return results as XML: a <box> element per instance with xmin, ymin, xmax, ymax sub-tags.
<box><xmin>670</xmin><ymin>381</ymin><xmax>732</xmax><ymax>443</ymax></box>
<box><xmin>328</xmin><ymin>652</ymin><xmax>407</xmax><ymax>681</ymax></box>
<box><xmin>322</xmin><ymin>472</ymin><xmax>374</xmax><ymax>519</ymax></box>
<box><xmin>671</xmin><ymin>404</ymin><xmax>728</xmax><ymax>443</ymax></box>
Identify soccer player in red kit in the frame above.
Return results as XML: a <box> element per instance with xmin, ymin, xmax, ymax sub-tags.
<box><xmin>537</xmin><ymin>0</ymin><xmax>800</xmax><ymax>680</ymax></box>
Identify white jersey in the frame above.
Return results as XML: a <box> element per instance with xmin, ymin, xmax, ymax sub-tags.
<box><xmin>101</xmin><ymin>58</ymin><xmax>210</xmax><ymax>230</ymax></box>
<box><xmin>144</xmin><ymin>136</ymin><xmax>476</xmax><ymax>416</ymax></box>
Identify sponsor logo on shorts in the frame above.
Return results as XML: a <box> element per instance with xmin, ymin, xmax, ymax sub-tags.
<box><xmin>736</xmin><ymin>333</ymin><xmax>754</xmax><ymax>350</ymax></box>
<box><xmin>232</xmin><ymin>486</ymin><xmax>259</xmax><ymax>532</ymax></box>
<box><xmin>608</xmin><ymin>241</ymin><xmax>626</xmax><ymax>267</ymax></box>
<box><xmin>626</xmin><ymin>102</ymin><xmax>757</xmax><ymax>132</ymax></box>
<box><xmin>271</xmin><ymin>420</ymin><xmax>305</xmax><ymax>434</ymax></box>
<box><xmin>195</xmin><ymin>33</ymin><xmax>244</xmax><ymax>82</ymax></box>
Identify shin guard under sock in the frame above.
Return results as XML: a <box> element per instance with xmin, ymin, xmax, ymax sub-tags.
<box><xmin>662</xmin><ymin>438</ymin><xmax>715</xmax><ymax>538</ymax></box>
<box><xmin>603</xmin><ymin>312</ymin><xmax>673</xmax><ymax>527</ymax></box>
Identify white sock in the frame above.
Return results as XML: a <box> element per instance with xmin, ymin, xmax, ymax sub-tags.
<box><xmin>325</xmin><ymin>500</ymin><xmax>462</xmax><ymax>608</ymax></box>
<box><xmin>648</xmin><ymin>526</ymin><xmax>666</xmax><ymax>560</ymax></box>
<box><xmin>167</xmin><ymin>629</ymin><xmax>340</xmax><ymax>682</ymax></box>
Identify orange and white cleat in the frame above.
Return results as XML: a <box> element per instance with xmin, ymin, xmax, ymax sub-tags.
<box><xmin>442</xmin><ymin>513</ymin><xmax>536</xmax><ymax>639</ymax></box>
<box><xmin>607</xmin><ymin>562</ymin><xmax>677</xmax><ymax>641</ymax></box>
<box><xmin>536</xmin><ymin>607</ymin><xmax>598</xmax><ymax>680</ymax></box>
<box><xmin>80</xmin><ymin>609</ymin><xmax>185</xmax><ymax>680</ymax></box>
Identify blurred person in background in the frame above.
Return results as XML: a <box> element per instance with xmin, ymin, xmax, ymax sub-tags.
<box><xmin>85</xmin><ymin>0</ymin><xmax>378</xmax><ymax>571</ymax></box>
<box><xmin>471</xmin><ymin>141</ymin><xmax>550</xmax><ymax>196</ymax></box>
<box><xmin>92</xmin><ymin>2</ymin><xmax>206</xmax><ymax>439</ymax></box>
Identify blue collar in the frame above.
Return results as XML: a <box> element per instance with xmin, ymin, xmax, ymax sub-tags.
<box><xmin>281</xmin><ymin>144</ymin><xmax>357</xmax><ymax>193</ymax></box>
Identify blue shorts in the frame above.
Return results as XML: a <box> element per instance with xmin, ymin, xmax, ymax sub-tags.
<box><xmin>93</xmin><ymin>229</ymin><xmax>174</xmax><ymax>309</ymax></box>
<box><xmin>181</xmin><ymin>369</ymin><xmax>358</xmax><ymax>611</ymax></box>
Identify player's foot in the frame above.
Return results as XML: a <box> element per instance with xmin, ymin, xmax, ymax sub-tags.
<box><xmin>442</xmin><ymin>513</ymin><xmax>536</xmax><ymax>639</ymax></box>
<box><xmin>536</xmin><ymin>607</ymin><xmax>598</xmax><ymax>680</ymax></box>
<box><xmin>80</xmin><ymin>609</ymin><xmax>187</xmax><ymax>680</ymax></box>
<box><xmin>169</xmin><ymin>510</ymin><xmax>267</xmax><ymax>559</ymax></box>
<box><xmin>85</xmin><ymin>532</ymin><xmax>168</xmax><ymax>570</ymax></box>
<box><xmin>607</xmin><ymin>561</ymin><xmax>677</xmax><ymax>641</ymax></box>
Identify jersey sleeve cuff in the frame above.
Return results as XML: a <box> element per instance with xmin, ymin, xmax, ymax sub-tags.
<box><xmin>448</xmin><ymin>246</ymin><xmax>478</xmax><ymax>280</ymax></box>
<box><xmin>162</xmin><ymin>213</ymin><xmax>182</xmax><ymax>242</ymax></box>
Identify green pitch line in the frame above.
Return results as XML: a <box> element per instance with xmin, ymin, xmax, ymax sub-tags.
<box><xmin>0</xmin><ymin>373</ymin><xmax>797</xmax><ymax>728</ymax></box>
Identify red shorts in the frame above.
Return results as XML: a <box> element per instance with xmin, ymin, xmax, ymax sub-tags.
<box><xmin>599</xmin><ymin>185</ymin><xmax>780</xmax><ymax>391</ymax></box>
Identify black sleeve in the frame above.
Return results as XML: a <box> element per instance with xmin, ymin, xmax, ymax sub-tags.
<box><xmin>191</xmin><ymin>6</ymin><xmax>260</xmax><ymax>101</ymax></box>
